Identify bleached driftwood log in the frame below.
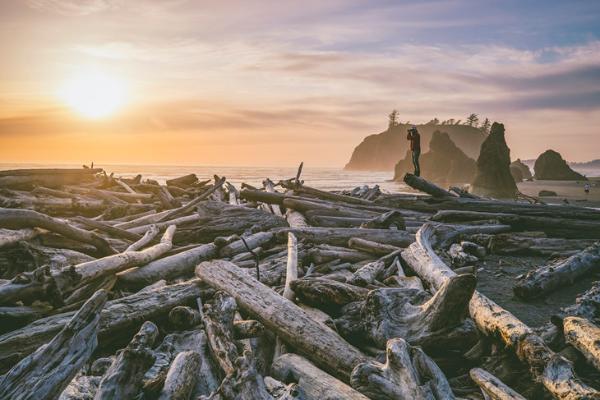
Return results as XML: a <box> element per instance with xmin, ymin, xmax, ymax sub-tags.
<box><xmin>74</xmin><ymin>216</ymin><xmax>142</xmax><ymax>242</ymax></box>
<box><xmin>196</xmin><ymin>260</ymin><xmax>369</xmax><ymax>382</ymax></box>
<box><xmin>285</xmin><ymin>209</ymin><xmax>309</xmax><ymax>228</ymax></box>
<box><xmin>469</xmin><ymin>368</ymin><xmax>526</xmax><ymax>400</ymax></box>
<box><xmin>514</xmin><ymin>242</ymin><xmax>600</xmax><ymax>299</ymax></box>
<box><xmin>271</xmin><ymin>353</ymin><xmax>369</xmax><ymax>400</ymax></box>
<box><xmin>563</xmin><ymin>316</ymin><xmax>600</xmax><ymax>372</ymax></box>
<box><xmin>467</xmin><ymin>232</ymin><xmax>595</xmax><ymax>257</ymax></box>
<box><xmin>0</xmin><ymin>208</ymin><xmax>115</xmax><ymax>255</ymax></box>
<box><xmin>95</xmin><ymin>321</ymin><xmax>159</xmax><ymax>399</ymax></box>
<box><xmin>0</xmin><ymin>168</ymin><xmax>102</xmax><ymax>189</ymax></box>
<box><xmin>401</xmin><ymin>222</ymin><xmax>600</xmax><ymax>399</ymax></box>
<box><xmin>125</xmin><ymin>224</ymin><xmax>159</xmax><ymax>252</ymax></box>
<box><xmin>157</xmin><ymin>176</ymin><xmax>226</xmax><ymax>222</ymax></box>
<box><xmin>348</xmin><ymin>237</ymin><xmax>401</xmax><ymax>256</ymax></box>
<box><xmin>203</xmin><ymin>291</ymin><xmax>239</xmax><ymax>375</ymax></box>
<box><xmin>351</xmin><ymin>338</ymin><xmax>454</xmax><ymax>400</ymax></box>
<box><xmin>0</xmin><ymin>290</ymin><xmax>107</xmax><ymax>400</ymax></box>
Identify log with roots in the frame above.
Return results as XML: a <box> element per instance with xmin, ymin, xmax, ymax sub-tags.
<box><xmin>362</xmin><ymin>274</ymin><xmax>477</xmax><ymax>350</ymax></box>
<box><xmin>350</xmin><ymin>337</ymin><xmax>454</xmax><ymax>400</ymax></box>
<box><xmin>513</xmin><ymin>242</ymin><xmax>600</xmax><ymax>300</ymax></box>
<box><xmin>469</xmin><ymin>368</ymin><xmax>526</xmax><ymax>400</ymax></box>
<box><xmin>0</xmin><ymin>280</ymin><xmax>205</xmax><ymax>371</ymax></box>
<box><xmin>0</xmin><ymin>289</ymin><xmax>107</xmax><ymax>400</ymax></box>
<box><xmin>95</xmin><ymin>321</ymin><xmax>159</xmax><ymax>399</ymax></box>
<box><xmin>271</xmin><ymin>353</ymin><xmax>369</xmax><ymax>400</ymax></box>
<box><xmin>0</xmin><ymin>208</ymin><xmax>115</xmax><ymax>255</ymax></box>
<box><xmin>563</xmin><ymin>316</ymin><xmax>600</xmax><ymax>372</ymax></box>
<box><xmin>195</xmin><ymin>260</ymin><xmax>369</xmax><ymax>382</ymax></box>
<box><xmin>401</xmin><ymin>222</ymin><xmax>600</xmax><ymax>399</ymax></box>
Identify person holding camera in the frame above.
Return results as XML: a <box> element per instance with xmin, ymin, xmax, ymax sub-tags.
<box><xmin>407</xmin><ymin>125</ymin><xmax>421</xmax><ymax>177</ymax></box>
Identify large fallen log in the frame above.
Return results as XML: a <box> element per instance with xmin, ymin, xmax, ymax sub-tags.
<box><xmin>467</xmin><ymin>232</ymin><xmax>596</xmax><ymax>257</ymax></box>
<box><xmin>0</xmin><ymin>290</ymin><xmax>107</xmax><ymax>400</ymax></box>
<box><xmin>0</xmin><ymin>228</ymin><xmax>39</xmax><ymax>249</ymax></box>
<box><xmin>514</xmin><ymin>242</ymin><xmax>600</xmax><ymax>299</ymax></box>
<box><xmin>0</xmin><ymin>168</ymin><xmax>102</xmax><ymax>189</ymax></box>
<box><xmin>431</xmin><ymin>210</ymin><xmax>600</xmax><ymax>239</ymax></box>
<box><xmin>350</xmin><ymin>338</ymin><xmax>454</xmax><ymax>400</ymax></box>
<box><xmin>157</xmin><ymin>350</ymin><xmax>201</xmax><ymax>400</ymax></box>
<box><xmin>401</xmin><ymin>222</ymin><xmax>600</xmax><ymax>399</ymax></box>
<box><xmin>0</xmin><ymin>280</ymin><xmax>205</xmax><ymax>371</ymax></box>
<box><xmin>195</xmin><ymin>260</ymin><xmax>369</xmax><ymax>382</ymax></box>
<box><xmin>403</xmin><ymin>173</ymin><xmax>455</xmax><ymax>198</ymax></box>
<box><xmin>0</xmin><ymin>208</ymin><xmax>115</xmax><ymax>255</ymax></box>
<box><xmin>271</xmin><ymin>353</ymin><xmax>369</xmax><ymax>400</ymax></box>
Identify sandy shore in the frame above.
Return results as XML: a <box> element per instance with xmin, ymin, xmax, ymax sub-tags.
<box><xmin>517</xmin><ymin>177</ymin><xmax>600</xmax><ymax>208</ymax></box>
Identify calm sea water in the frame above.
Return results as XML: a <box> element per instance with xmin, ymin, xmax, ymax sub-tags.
<box><xmin>0</xmin><ymin>163</ymin><xmax>411</xmax><ymax>193</ymax></box>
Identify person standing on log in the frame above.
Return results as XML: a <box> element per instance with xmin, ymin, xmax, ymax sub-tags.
<box><xmin>407</xmin><ymin>125</ymin><xmax>421</xmax><ymax>177</ymax></box>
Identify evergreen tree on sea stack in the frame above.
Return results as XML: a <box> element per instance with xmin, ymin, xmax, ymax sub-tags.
<box><xmin>470</xmin><ymin>122</ymin><xmax>517</xmax><ymax>198</ymax></box>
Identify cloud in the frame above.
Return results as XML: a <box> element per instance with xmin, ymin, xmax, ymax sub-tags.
<box><xmin>26</xmin><ymin>0</ymin><xmax>117</xmax><ymax>16</ymax></box>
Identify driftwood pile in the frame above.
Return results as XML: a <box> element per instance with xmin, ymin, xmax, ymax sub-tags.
<box><xmin>0</xmin><ymin>166</ymin><xmax>598</xmax><ymax>399</ymax></box>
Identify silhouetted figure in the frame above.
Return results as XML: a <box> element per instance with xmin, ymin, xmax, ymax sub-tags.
<box><xmin>407</xmin><ymin>125</ymin><xmax>421</xmax><ymax>176</ymax></box>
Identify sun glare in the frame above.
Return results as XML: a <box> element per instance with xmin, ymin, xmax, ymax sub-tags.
<box><xmin>59</xmin><ymin>70</ymin><xmax>127</xmax><ymax>119</ymax></box>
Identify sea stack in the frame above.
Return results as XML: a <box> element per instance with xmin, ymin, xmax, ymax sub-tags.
<box><xmin>393</xmin><ymin>130</ymin><xmax>476</xmax><ymax>186</ymax></box>
<box><xmin>534</xmin><ymin>150</ymin><xmax>586</xmax><ymax>180</ymax></box>
<box><xmin>470</xmin><ymin>122</ymin><xmax>517</xmax><ymax>198</ymax></box>
<box><xmin>510</xmin><ymin>159</ymin><xmax>532</xmax><ymax>182</ymax></box>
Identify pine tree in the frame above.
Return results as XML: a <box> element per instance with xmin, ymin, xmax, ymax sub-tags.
<box><xmin>480</xmin><ymin>118</ymin><xmax>491</xmax><ymax>133</ymax></box>
<box><xmin>466</xmin><ymin>113</ymin><xmax>479</xmax><ymax>127</ymax></box>
<box><xmin>388</xmin><ymin>110</ymin><xmax>399</xmax><ymax>130</ymax></box>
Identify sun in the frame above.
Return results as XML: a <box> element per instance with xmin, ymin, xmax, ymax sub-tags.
<box><xmin>59</xmin><ymin>70</ymin><xmax>127</xmax><ymax>119</ymax></box>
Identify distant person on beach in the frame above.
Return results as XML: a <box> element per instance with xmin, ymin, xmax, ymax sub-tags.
<box><xmin>407</xmin><ymin>125</ymin><xmax>421</xmax><ymax>176</ymax></box>
<box><xmin>585</xmin><ymin>183</ymin><xmax>591</xmax><ymax>195</ymax></box>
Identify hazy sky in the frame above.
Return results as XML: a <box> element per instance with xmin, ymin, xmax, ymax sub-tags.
<box><xmin>0</xmin><ymin>0</ymin><xmax>599</xmax><ymax>167</ymax></box>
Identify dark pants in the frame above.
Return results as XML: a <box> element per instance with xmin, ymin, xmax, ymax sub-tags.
<box><xmin>412</xmin><ymin>149</ymin><xmax>421</xmax><ymax>177</ymax></box>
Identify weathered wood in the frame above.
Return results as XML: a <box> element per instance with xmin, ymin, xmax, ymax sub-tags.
<box><xmin>347</xmin><ymin>260</ymin><xmax>385</xmax><ymax>287</ymax></box>
<box><xmin>285</xmin><ymin>209</ymin><xmax>309</xmax><ymax>228</ymax></box>
<box><xmin>158</xmin><ymin>177</ymin><xmax>226</xmax><ymax>222</ymax></box>
<box><xmin>203</xmin><ymin>291</ymin><xmax>239</xmax><ymax>375</ymax></box>
<box><xmin>469</xmin><ymin>368</ymin><xmax>526</xmax><ymax>400</ymax></box>
<box><xmin>0</xmin><ymin>290</ymin><xmax>107</xmax><ymax>400</ymax></box>
<box><xmin>350</xmin><ymin>338</ymin><xmax>454</xmax><ymax>400</ymax></box>
<box><xmin>403</xmin><ymin>173</ymin><xmax>455</xmax><ymax>198</ymax></box>
<box><xmin>0</xmin><ymin>228</ymin><xmax>39</xmax><ymax>249</ymax></box>
<box><xmin>125</xmin><ymin>224</ymin><xmax>159</xmax><ymax>252</ymax></box>
<box><xmin>291</xmin><ymin>277</ymin><xmax>369</xmax><ymax>313</ymax></box>
<box><xmin>95</xmin><ymin>321</ymin><xmax>159</xmax><ymax>400</ymax></box>
<box><xmin>118</xmin><ymin>243</ymin><xmax>218</xmax><ymax>288</ymax></box>
<box><xmin>271</xmin><ymin>353</ymin><xmax>369</xmax><ymax>400</ymax></box>
<box><xmin>514</xmin><ymin>242</ymin><xmax>600</xmax><ymax>299</ymax></box>
<box><xmin>169</xmin><ymin>306</ymin><xmax>202</xmax><ymax>329</ymax></box>
<box><xmin>219</xmin><ymin>231</ymin><xmax>274</xmax><ymax>258</ymax></box>
<box><xmin>348</xmin><ymin>237</ymin><xmax>401</xmax><ymax>256</ymax></box>
<box><xmin>195</xmin><ymin>260</ymin><xmax>369</xmax><ymax>382</ymax></box>
<box><xmin>0</xmin><ymin>169</ymin><xmax>102</xmax><ymax>189</ymax></box>
<box><xmin>74</xmin><ymin>216</ymin><xmax>143</xmax><ymax>241</ymax></box>
<box><xmin>401</xmin><ymin>222</ymin><xmax>600</xmax><ymax>399</ymax></box>
<box><xmin>275</xmin><ymin>227</ymin><xmax>414</xmax><ymax>248</ymax></box>
<box><xmin>563</xmin><ymin>317</ymin><xmax>600</xmax><ymax>372</ymax></box>
<box><xmin>158</xmin><ymin>184</ymin><xmax>182</xmax><ymax>209</ymax></box>
<box><xmin>157</xmin><ymin>351</ymin><xmax>201</xmax><ymax>400</ymax></box>
<box><xmin>0</xmin><ymin>280</ymin><xmax>204</xmax><ymax>370</ymax></box>
<box><xmin>467</xmin><ymin>233</ymin><xmax>595</xmax><ymax>257</ymax></box>
<box><xmin>166</xmin><ymin>173</ymin><xmax>198</xmax><ymax>188</ymax></box>
<box><xmin>0</xmin><ymin>208</ymin><xmax>115</xmax><ymax>255</ymax></box>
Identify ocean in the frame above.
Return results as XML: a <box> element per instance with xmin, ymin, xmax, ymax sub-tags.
<box><xmin>0</xmin><ymin>163</ymin><xmax>410</xmax><ymax>193</ymax></box>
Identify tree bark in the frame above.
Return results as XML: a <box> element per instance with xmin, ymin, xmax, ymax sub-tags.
<box><xmin>469</xmin><ymin>368</ymin><xmax>526</xmax><ymax>400</ymax></box>
<box><xmin>563</xmin><ymin>316</ymin><xmax>600</xmax><ymax>372</ymax></box>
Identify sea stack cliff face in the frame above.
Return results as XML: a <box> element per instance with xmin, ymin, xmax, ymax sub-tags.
<box><xmin>510</xmin><ymin>159</ymin><xmax>533</xmax><ymax>182</ymax></box>
<box><xmin>344</xmin><ymin>123</ymin><xmax>486</xmax><ymax>171</ymax></box>
<box><xmin>393</xmin><ymin>131</ymin><xmax>476</xmax><ymax>186</ymax></box>
<box><xmin>534</xmin><ymin>150</ymin><xmax>586</xmax><ymax>180</ymax></box>
<box><xmin>470</xmin><ymin>122</ymin><xmax>517</xmax><ymax>198</ymax></box>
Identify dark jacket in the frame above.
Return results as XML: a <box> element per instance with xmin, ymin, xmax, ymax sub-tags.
<box><xmin>407</xmin><ymin>131</ymin><xmax>421</xmax><ymax>151</ymax></box>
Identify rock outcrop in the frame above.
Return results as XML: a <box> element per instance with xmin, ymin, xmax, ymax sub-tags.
<box><xmin>393</xmin><ymin>131</ymin><xmax>476</xmax><ymax>186</ymax></box>
<box><xmin>510</xmin><ymin>159</ymin><xmax>532</xmax><ymax>183</ymax></box>
<box><xmin>470</xmin><ymin>122</ymin><xmax>517</xmax><ymax>198</ymax></box>
<box><xmin>534</xmin><ymin>150</ymin><xmax>586</xmax><ymax>180</ymax></box>
<box><xmin>345</xmin><ymin>123</ymin><xmax>486</xmax><ymax>171</ymax></box>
